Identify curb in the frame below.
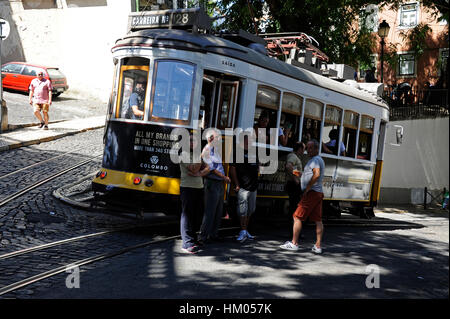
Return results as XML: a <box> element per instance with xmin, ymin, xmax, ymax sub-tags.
<box><xmin>6</xmin><ymin>119</ymin><xmax>68</xmax><ymax>132</ymax></box>
<box><xmin>0</xmin><ymin>122</ymin><xmax>105</xmax><ymax>153</ymax></box>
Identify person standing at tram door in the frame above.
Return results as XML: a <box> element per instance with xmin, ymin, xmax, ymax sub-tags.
<box><xmin>129</xmin><ymin>77</ymin><xmax>146</xmax><ymax>120</ymax></box>
<box><xmin>198</xmin><ymin>130</ymin><xmax>231</xmax><ymax>246</ymax></box>
<box><xmin>29</xmin><ymin>71</ymin><xmax>52</xmax><ymax>130</ymax></box>
<box><xmin>179</xmin><ymin>134</ymin><xmax>210</xmax><ymax>254</ymax></box>
<box><xmin>280</xmin><ymin>139</ymin><xmax>325</xmax><ymax>254</ymax></box>
<box><xmin>230</xmin><ymin>134</ymin><xmax>260</xmax><ymax>243</ymax></box>
<box><xmin>285</xmin><ymin>141</ymin><xmax>305</xmax><ymax>218</ymax></box>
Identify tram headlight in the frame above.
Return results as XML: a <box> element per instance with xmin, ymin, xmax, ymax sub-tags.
<box><xmin>133</xmin><ymin>177</ymin><xmax>142</xmax><ymax>185</ymax></box>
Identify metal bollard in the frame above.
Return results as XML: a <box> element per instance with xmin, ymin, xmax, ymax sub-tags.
<box><xmin>0</xmin><ymin>99</ymin><xmax>7</xmax><ymax>132</ymax></box>
<box><xmin>424</xmin><ymin>187</ymin><xmax>427</xmax><ymax>210</ymax></box>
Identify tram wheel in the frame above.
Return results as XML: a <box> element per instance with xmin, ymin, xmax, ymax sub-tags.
<box><xmin>360</xmin><ymin>207</ymin><xmax>375</xmax><ymax>219</ymax></box>
<box><xmin>136</xmin><ymin>208</ymin><xmax>145</xmax><ymax>220</ymax></box>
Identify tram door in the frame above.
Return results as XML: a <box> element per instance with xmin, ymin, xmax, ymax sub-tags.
<box><xmin>200</xmin><ymin>74</ymin><xmax>240</xmax><ymax>205</ymax></box>
<box><xmin>199</xmin><ymin>73</ymin><xmax>240</xmax><ymax>131</ymax></box>
<box><xmin>214</xmin><ymin>81</ymin><xmax>239</xmax><ymax>130</ymax></box>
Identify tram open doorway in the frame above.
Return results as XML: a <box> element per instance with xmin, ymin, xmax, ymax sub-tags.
<box><xmin>199</xmin><ymin>70</ymin><xmax>242</xmax><ymax>132</ymax></box>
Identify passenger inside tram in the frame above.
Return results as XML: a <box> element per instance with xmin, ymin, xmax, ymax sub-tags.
<box><xmin>301</xmin><ymin>118</ymin><xmax>321</xmax><ymax>143</ymax></box>
<box><xmin>253</xmin><ymin>110</ymin><xmax>270</xmax><ymax>144</ymax></box>
<box><xmin>322</xmin><ymin>129</ymin><xmax>346</xmax><ymax>156</ymax></box>
<box><xmin>279</xmin><ymin>113</ymin><xmax>299</xmax><ymax>148</ymax></box>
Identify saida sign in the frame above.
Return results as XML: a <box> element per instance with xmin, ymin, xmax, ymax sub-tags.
<box><xmin>0</xmin><ymin>18</ymin><xmax>10</xmax><ymax>40</ymax></box>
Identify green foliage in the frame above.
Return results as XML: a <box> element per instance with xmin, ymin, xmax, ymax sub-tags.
<box><xmin>214</xmin><ymin>0</ymin><xmax>383</xmax><ymax>68</ymax></box>
<box><xmin>383</xmin><ymin>42</ymin><xmax>400</xmax><ymax>70</ymax></box>
<box><xmin>399</xmin><ymin>23</ymin><xmax>433</xmax><ymax>58</ymax></box>
<box><xmin>213</xmin><ymin>0</ymin><xmax>266</xmax><ymax>33</ymax></box>
<box><xmin>211</xmin><ymin>0</ymin><xmax>448</xmax><ymax>69</ymax></box>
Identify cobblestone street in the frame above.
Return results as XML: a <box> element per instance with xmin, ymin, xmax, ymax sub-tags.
<box><xmin>0</xmin><ymin>94</ymin><xmax>448</xmax><ymax>302</ymax></box>
<box><xmin>0</xmin><ymin>129</ymin><xmax>139</xmax><ymax>254</ymax></box>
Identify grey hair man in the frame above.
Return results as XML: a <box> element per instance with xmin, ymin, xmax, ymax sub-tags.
<box><xmin>280</xmin><ymin>139</ymin><xmax>325</xmax><ymax>254</ymax></box>
<box><xmin>198</xmin><ymin>129</ymin><xmax>231</xmax><ymax>245</ymax></box>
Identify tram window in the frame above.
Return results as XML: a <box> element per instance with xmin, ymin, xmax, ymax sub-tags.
<box><xmin>321</xmin><ymin>105</ymin><xmax>343</xmax><ymax>156</ymax></box>
<box><xmin>342</xmin><ymin>110</ymin><xmax>359</xmax><ymax>158</ymax></box>
<box><xmin>301</xmin><ymin>99</ymin><xmax>323</xmax><ymax>144</ymax></box>
<box><xmin>358</xmin><ymin>115</ymin><xmax>374</xmax><ymax>160</ymax></box>
<box><xmin>151</xmin><ymin>61</ymin><xmax>195</xmax><ymax>123</ymax></box>
<box><xmin>280</xmin><ymin>93</ymin><xmax>303</xmax><ymax>147</ymax></box>
<box><xmin>199</xmin><ymin>75</ymin><xmax>215</xmax><ymax>129</ymax></box>
<box><xmin>254</xmin><ymin>86</ymin><xmax>280</xmax><ymax>145</ymax></box>
<box><xmin>117</xmin><ymin>66</ymin><xmax>149</xmax><ymax>121</ymax></box>
<box><xmin>217</xmin><ymin>82</ymin><xmax>238</xmax><ymax>130</ymax></box>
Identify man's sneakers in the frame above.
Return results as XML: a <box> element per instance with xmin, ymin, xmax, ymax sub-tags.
<box><xmin>279</xmin><ymin>241</ymin><xmax>299</xmax><ymax>251</ymax></box>
<box><xmin>236</xmin><ymin>230</ymin><xmax>247</xmax><ymax>242</ymax></box>
<box><xmin>181</xmin><ymin>245</ymin><xmax>199</xmax><ymax>254</ymax></box>
<box><xmin>279</xmin><ymin>241</ymin><xmax>323</xmax><ymax>254</ymax></box>
<box><xmin>311</xmin><ymin>244</ymin><xmax>322</xmax><ymax>254</ymax></box>
<box><xmin>38</xmin><ymin>122</ymin><xmax>49</xmax><ymax>130</ymax></box>
<box><xmin>236</xmin><ymin>230</ymin><xmax>255</xmax><ymax>243</ymax></box>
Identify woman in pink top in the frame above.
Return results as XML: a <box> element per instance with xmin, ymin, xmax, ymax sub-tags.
<box><xmin>29</xmin><ymin>71</ymin><xmax>53</xmax><ymax>130</ymax></box>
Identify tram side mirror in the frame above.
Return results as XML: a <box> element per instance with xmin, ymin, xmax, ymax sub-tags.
<box><xmin>395</xmin><ymin>125</ymin><xmax>403</xmax><ymax>145</ymax></box>
<box><xmin>389</xmin><ymin>124</ymin><xmax>404</xmax><ymax>146</ymax></box>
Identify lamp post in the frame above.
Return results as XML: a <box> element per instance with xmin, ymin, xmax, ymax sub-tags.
<box><xmin>378</xmin><ymin>20</ymin><xmax>390</xmax><ymax>84</ymax></box>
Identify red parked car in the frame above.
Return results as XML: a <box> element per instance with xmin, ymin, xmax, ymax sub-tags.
<box><xmin>1</xmin><ymin>62</ymin><xmax>69</xmax><ymax>97</ymax></box>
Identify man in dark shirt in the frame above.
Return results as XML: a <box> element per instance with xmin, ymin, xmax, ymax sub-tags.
<box><xmin>230</xmin><ymin>134</ymin><xmax>259</xmax><ymax>242</ymax></box>
<box><xmin>129</xmin><ymin>78</ymin><xmax>146</xmax><ymax>120</ymax></box>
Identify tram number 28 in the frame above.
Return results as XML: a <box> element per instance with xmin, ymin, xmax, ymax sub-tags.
<box><xmin>173</xmin><ymin>13</ymin><xmax>189</xmax><ymax>25</ymax></box>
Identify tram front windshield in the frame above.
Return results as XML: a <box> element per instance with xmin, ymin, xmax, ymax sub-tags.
<box><xmin>116</xmin><ymin>58</ymin><xmax>196</xmax><ymax>124</ymax></box>
<box><xmin>117</xmin><ymin>57</ymin><xmax>149</xmax><ymax>121</ymax></box>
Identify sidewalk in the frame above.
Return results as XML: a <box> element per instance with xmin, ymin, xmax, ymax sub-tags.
<box><xmin>0</xmin><ymin>116</ymin><xmax>106</xmax><ymax>153</ymax></box>
<box><xmin>375</xmin><ymin>204</ymin><xmax>449</xmax><ymax>218</ymax></box>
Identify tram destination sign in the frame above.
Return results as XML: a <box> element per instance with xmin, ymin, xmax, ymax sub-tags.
<box><xmin>128</xmin><ymin>8</ymin><xmax>211</xmax><ymax>32</ymax></box>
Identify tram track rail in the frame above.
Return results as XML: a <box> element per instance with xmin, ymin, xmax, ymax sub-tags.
<box><xmin>0</xmin><ymin>225</ymin><xmax>239</xmax><ymax>297</ymax></box>
<box><xmin>0</xmin><ymin>154</ymin><xmax>102</xmax><ymax>208</ymax></box>
<box><xmin>0</xmin><ymin>216</ymin><xmax>182</xmax><ymax>261</ymax></box>
<box><xmin>0</xmin><ymin>146</ymin><xmax>87</xmax><ymax>181</ymax></box>
<box><xmin>0</xmin><ymin>227</ymin><xmax>137</xmax><ymax>261</ymax></box>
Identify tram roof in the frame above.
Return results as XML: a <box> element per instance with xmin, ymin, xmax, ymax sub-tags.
<box><xmin>114</xmin><ymin>29</ymin><xmax>389</xmax><ymax>110</ymax></box>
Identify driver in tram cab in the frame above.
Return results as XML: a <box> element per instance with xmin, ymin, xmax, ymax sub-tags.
<box><xmin>130</xmin><ymin>77</ymin><xmax>147</xmax><ymax>120</ymax></box>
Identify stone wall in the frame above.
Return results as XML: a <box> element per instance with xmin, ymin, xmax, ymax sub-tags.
<box><xmin>0</xmin><ymin>1</ymin><xmax>26</xmax><ymax>63</ymax></box>
<box><xmin>2</xmin><ymin>0</ymin><xmax>132</xmax><ymax>101</ymax></box>
<box><xmin>380</xmin><ymin>117</ymin><xmax>449</xmax><ymax>205</ymax></box>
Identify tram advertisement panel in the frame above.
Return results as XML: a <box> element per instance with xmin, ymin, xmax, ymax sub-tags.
<box><xmin>256</xmin><ymin>150</ymin><xmax>289</xmax><ymax>197</ymax></box>
<box><xmin>331</xmin><ymin>160</ymin><xmax>374</xmax><ymax>201</ymax></box>
<box><xmin>255</xmin><ymin>152</ymin><xmax>374</xmax><ymax>200</ymax></box>
<box><xmin>102</xmin><ymin>121</ymin><xmax>181</xmax><ymax>178</ymax></box>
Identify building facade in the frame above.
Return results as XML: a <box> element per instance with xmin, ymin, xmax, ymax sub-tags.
<box><xmin>358</xmin><ymin>2</ymin><xmax>448</xmax><ymax>94</ymax></box>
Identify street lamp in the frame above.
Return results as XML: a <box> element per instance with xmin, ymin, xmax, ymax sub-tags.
<box><xmin>378</xmin><ymin>19</ymin><xmax>390</xmax><ymax>84</ymax></box>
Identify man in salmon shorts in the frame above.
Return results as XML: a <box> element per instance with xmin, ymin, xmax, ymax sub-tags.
<box><xmin>280</xmin><ymin>139</ymin><xmax>325</xmax><ymax>254</ymax></box>
<box><xmin>29</xmin><ymin>71</ymin><xmax>52</xmax><ymax>130</ymax></box>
